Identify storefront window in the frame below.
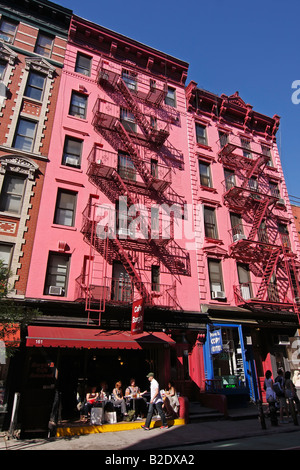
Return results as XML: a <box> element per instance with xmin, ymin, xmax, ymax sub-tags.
<box><xmin>208</xmin><ymin>326</ymin><xmax>246</xmax><ymax>390</ymax></box>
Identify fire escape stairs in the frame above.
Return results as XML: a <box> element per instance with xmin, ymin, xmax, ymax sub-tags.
<box><xmin>255</xmin><ymin>248</ymin><xmax>281</xmax><ymax>300</ymax></box>
<box><xmin>247</xmin><ymin>197</ymin><xmax>271</xmax><ymax>241</ymax></box>
<box><xmin>117</xmin><ymin>77</ymin><xmax>169</xmax><ymax>146</ymax></box>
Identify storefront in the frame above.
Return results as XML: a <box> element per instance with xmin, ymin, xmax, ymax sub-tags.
<box><xmin>203</xmin><ymin>322</ymin><xmax>257</xmax><ymax>405</ymax></box>
<box><xmin>19</xmin><ymin>325</ymin><xmax>175</xmax><ymax>435</ymax></box>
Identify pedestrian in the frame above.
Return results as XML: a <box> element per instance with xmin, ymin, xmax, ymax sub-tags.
<box><xmin>274</xmin><ymin>368</ymin><xmax>289</xmax><ymax>423</ymax></box>
<box><xmin>141</xmin><ymin>372</ymin><xmax>168</xmax><ymax>430</ymax></box>
<box><xmin>264</xmin><ymin>370</ymin><xmax>277</xmax><ymax>404</ymax></box>
<box><xmin>285</xmin><ymin>371</ymin><xmax>300</xmax><ymax>413</ymax></box>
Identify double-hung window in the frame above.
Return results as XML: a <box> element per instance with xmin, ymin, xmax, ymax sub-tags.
<box><xmin>195</xmin><ymin>123</ymin><xmax>207</xmax><ymax>145</ymax></box>
<box><xmin>120</xmin><ymin>107</ymin><xmax>136</xmax><ymax>133</ymax></box>
<box><xmin>165</xmin><ymin>86</ymin><xmax>176</xmax><ymax>107</ymax></box>
<box><xmin>69</xmin><ymin>91</ymin><xmax>88</xmax><ymax>119</ymax></box>
<box><xmin>44</xmin><ymin>252</ymin><xmax>70</xmax><ymax>296</ymax></box>
<box><xmin>199</xmin><ymin>161</ymin><xmax>211</xmax><ymax>187</ymax></box>
<box><xmin>53</xmin><ymin>189</ymin><xmax>77</xmax><ymax>227</ymax></box>
<box><xmin>25</xmin><ymin>71</ymin><xmax>45</xmax><ymax>101</ymax></box>
<box><xmin>75</xmin><ymin>53</ymin><xmax>92</xmax><ymax>76</ymax></box>
<box><xmin>13</xmin><ymin>118</ymin><xmax>37</xmax><ymax>152</ymax></box>
<box><xmin>0</xmin><ymin>18</ymin><xmax>17</xmax><ymax>44</ymax></box>
<box><xmin>208</xmin><ymin>259</ymin><xmax>224</xmax><ymax>298</ymax></box>
<box><xmin>204</xmin><ymin>206</ymin><xmax>218</xmax><ymax>239</ymax></box>
<box><xmin>62</xmin><ymin>136</ymin><xmax>83</xmax><ymax>168</ymax></box>
<box><xmin>122</xmin><ymin>69</ymin><xmax>137</xmax><ymax>91</ymax></box>
<box><xmin>0</xmin><ymin>173</ymin><xmax>26</xmax><ymax>214</ymax></box>
<box><xmin>35</xmin><ymin>33</ymin><xmax>53</xmax><ymax>57</ymax></box>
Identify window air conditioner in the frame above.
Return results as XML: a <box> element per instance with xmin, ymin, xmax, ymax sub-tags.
<box><xmin>233</xmin><ymin>233</ymin><xmax>246</xmax><ymax>243</ymax></box>
<box><xmin>277</xmin><ymin>198</ymin><xmax>285</xmax><ymax>205</ymax></box>
<box><xmin>212</xmin><ymin>291</ymin><xmax>226</xmax><ymax>300</ymax></box>
<box><xmin>49</xmin><ymin>286</ymin><xmax>63</xmax><ymax>296</ymax></box>
<box><xmin>65</xmin><ymin>156</ymin><xmax>79</xmax><ymax>167</ymax></box>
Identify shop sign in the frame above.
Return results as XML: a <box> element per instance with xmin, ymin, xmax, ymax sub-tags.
<box><xmin>209</xmin><ymin>329</ymin><xmax>223</xmax><ymax>354</ymax></box>
<box><xmin>131</xmin><ymin>298</ymin><xmax>144</xmax><ymax>335</ymax></box>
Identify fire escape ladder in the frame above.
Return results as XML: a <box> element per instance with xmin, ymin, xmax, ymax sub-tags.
<box><xmin>109</xmin><ymin>233</ymin><xmax>151</xmax><ymax>303</ymax></box>
<box><xmin>247</xmin><ymin>197</ymin><xmax>270</xmax><ymax>241</ymax></box>
<box><xmin>117</xmin><ymin>78</ymin><xmax>152</xmax><ymax>137</ymax></box>
<box><xmin>110</xmin><ymin>171</ymin><xmax>138</xmax><ymax>206</ymax></box>
<box><xmin>114</xmin><ymin>120</ymin><xmax>154</xmax><ymax>187</ymax></box>
<box><xmin>282</xmin><ymin>252</ymin><xmax>300</xmax><ymax>322</ymax></box>
<box><xmin>256</xmin><ymin>248</ymin><xmax>281</xmax><ymax>300</ymax></box>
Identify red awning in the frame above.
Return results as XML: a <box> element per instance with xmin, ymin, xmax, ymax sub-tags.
<box><xmin>26</xmin><ymin>326</ymin><xmax>175</xmax><ymax>350</ymax></box>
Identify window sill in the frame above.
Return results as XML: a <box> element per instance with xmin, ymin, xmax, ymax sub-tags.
<box><xmin>0</xmin><ymin>211</ymin><xmax>20</xmax><ymax>219</ymax></box>
<box><xmin>51</xmin><ymin>224</ymin><xmax>77</xmax><ymax>231</ymax></box>
<box><xmin>67</xmin><ymin>114</ymin><xmax>88</xmax><ymax>123</ymax></box>
<box><xmin>205</xmin><ymin>237</ymin><xmax>223</xmax><ymax>245</ymax></box>
<box><xmin>196</xmin><ymin>143</ymin><xmax>212</xmax><ymax>151</ymax></box>
<box><xmin>59</xmin><ymin>165</ymin><xmax>83</xmax><ymax>173</ymax></box>
<box><xmin>200</xmin><ymin>185</ymin><xmax>217</xmax><ymax>193</ymax></box>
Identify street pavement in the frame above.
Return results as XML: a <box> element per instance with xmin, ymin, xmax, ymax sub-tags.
<box><xmin>0</xmin><ymin>413</ymin><xmax>299</xmax><ymax>452</ymax></box>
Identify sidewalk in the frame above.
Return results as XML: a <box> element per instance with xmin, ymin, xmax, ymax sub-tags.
<box><xmin>0</xmin><ymin>408</ymin><xmax>299</xmax><ymax>450</ymax></box>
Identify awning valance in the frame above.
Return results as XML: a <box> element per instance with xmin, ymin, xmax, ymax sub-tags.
<box><xmin>26</xmin><ymin>326</ymin><xmax>175</xmax><ymax>350</ymax></box>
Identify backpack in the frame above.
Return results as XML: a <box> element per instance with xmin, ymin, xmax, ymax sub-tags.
<box><xmin>273</xmin><ymin>377</ymin><xmax>285</xmax><ymax>397</ymax></box>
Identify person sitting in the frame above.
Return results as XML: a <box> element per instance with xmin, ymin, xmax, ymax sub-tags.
<box><xmin>163</xmin><ymin>381</ymin><xmax>179</xmax><ymax>418</ymax></box>
<box><xmin>82</xmin><ymin>386</ymin><xmax>99</xmax><ymax>421</ymax></box>
<box><xmin>125</xmin><ymin>378</ymin><xmax>147</xmax><ymax>418</ymax></box>
<box><xmin>112</xmin><ymin>381</ymin><xmax>128</xmax><ymax>417</ymax></box>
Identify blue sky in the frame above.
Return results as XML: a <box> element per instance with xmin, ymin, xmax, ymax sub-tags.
<box><xmin>57</xmin><ymin>0</ymin><xmax>300</xmax><ymax>199</ymax></box>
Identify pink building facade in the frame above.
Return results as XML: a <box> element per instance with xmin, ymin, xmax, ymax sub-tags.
<box><xmin>186</xmin><ymin>83</ymin><xmax>300</xmax><ymax>403</ymax></box>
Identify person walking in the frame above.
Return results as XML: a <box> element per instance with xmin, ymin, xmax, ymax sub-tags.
<box><xmin>141</xmin><ymin>372</ymin><xmax>168</xmax><ymax>430</ymax></box>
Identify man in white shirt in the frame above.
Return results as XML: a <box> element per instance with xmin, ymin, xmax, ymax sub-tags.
<box><xmin>142</xmin><ymin>372</ymin><xmax>168</xmax><ymax>430</ymax></box>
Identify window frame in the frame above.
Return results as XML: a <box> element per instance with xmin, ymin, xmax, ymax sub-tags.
<box><xmin>199</xmin><ymin>161</ymin><xmax>212</xmax><ymax>187</ymax></box>
<box><xmin>0</xmin><ymin>18</ymin><xmax>17</xmax><ymax>44</ymax></box>
<box><xmin>75</xmin><ymin>52</ymin><xmax>92</xmax><ymax>77</ymax></box>
<box><xmin>53</xmin><ymin>188</ymin><xmax>77</xmax><ymax>227</ymax></box>
<box><xmin>208</xmin><ymin>258</ymin><xmax>224</xmax><ymax>297</ymax></box>
<box><xmin>44</xmin><ymin>252</ymin><xmax>70</xmax><ymax>296</ymax></box>
<box><xmin>195</xmin><ymin>123</ymin><xmax>207</xmax><ymax>146</ymax></box>
<box><xmin>0</xmin><ymin>172</ymin><xmax>26</xmax><ymax>215</ymax></box>
<box><xmin>34</xmin><ymin>32</ymin><xmax>54</xmax><ymax>58</ymax></box>
<box><xmin>69</xmin><ymin>91</ymin><xmax>88</xmax><ymax>119</ymax></box>
<box><xmin>164</xmin><ymin>86</ymin><xmax>176</xmax><ymax>107</ymax></box>
<box><xmin>204</xmin><ymin>206</ymin><xmax>218</xmax><ymax>240</ymax></box>
<box><xmin>13</xmin><ymin>118</ymin><xmax>37</xmax><ymax>153</ymax></box>
<box><xmin>62</xmin><ymin>136</ymin><xmax>83</xmax><ymax>168</ymax></box>
<box><xmin>24</xmin><ymin>70</ymin><xmax>46</xmax><ymax>101</ymax></box>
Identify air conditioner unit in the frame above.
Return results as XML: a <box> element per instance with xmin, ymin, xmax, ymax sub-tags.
<box><xmin>65</xmin><ymin>156</ymin><xmax>79</xmax><ymax>167</ymax></box>
<box><xmin>233</xmin><ymin>233</ymin><xmax>246</xmax><ymax>243</ymax></box>
<box><xmin>49</xmin><ymin>286</ymin><xmax>63</xmax><ymax>296</ymax></box>
<box><xmin>277</xmin><ymin>198</ymin><xmax>285</xmax><ymax>205</ymax></box>
<box><xmin>212</xmin><ymin>291</ymin><xmax>226</xmax><ymax>300</ymax></box>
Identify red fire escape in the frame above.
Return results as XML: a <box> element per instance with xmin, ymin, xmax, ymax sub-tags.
<box><xmin>219</xmin><ymin>135</ymin><xmax>300</xmax><ymax>323</ymax></box>
<box><xmin>80</xmin><ymin>60</ymin><xmax>190</xmax><ymax>323</ymax></box>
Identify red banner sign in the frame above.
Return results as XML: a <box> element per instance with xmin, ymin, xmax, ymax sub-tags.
<box><xmin>131</xmin><ymin>298</ymin><xmax>144</xmax><ymax>335</ymax></box>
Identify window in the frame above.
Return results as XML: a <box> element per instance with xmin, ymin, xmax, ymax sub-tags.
<box><xmin>69</xmin><ymin>91</ymin><xmax>88</xmax><ymax>119</ymax></box>
<box><xmin>261</xmin><ymin>145</ymin><xmax>273</xmax><ymax>167</ymax></box>
<box><xmin>0</xmin><ymin>243</ymin><xmax>13</xmax><ymax>268</ymax></box>
<box><xmin>13</xmin><ymin>118</ymin><xmax>37</xmax><ymax>152</ymax></box>
<box><xmin>53</xmin><ymin>189</ymin><xmax>77</xmax><ymax>227</ymax></box>
<box><xmin>269</xmin><ymin>181</ymin><xmax>280</xmax><ymax>198</ymax></box>
<box><xmin>165</xmin><ymin>86</ymin><xmax>176</xmax><ymax>107</ymax></box>
<box><xmin>237</xmin><ymin>263</ymin><xmax>252</xmax><ymax>300</ymax></box>
<box><xmin>75</xmin><ymin>53</ymin><xmax>92</xmax><ymax>76</ymax></box>
<box><xmin>118</xmin><ymin>152</ymin><xmax>136</xmax><ymax>181</ymax></box>
<box><xmin>0</xmin><ymin>173</ymin><xmax>25</xmax><ymax>214</ymax></box>
<box><xmin>35</xmin><ymin>33</ymin><xmax>53</xmax><ymax>57</ymax></box>
<box><xmin>199</xmin><ymin>161</ymin><xmax>211</xmax><ymax>187</ymax></box>
<box><xmin>62</xmin><ymin>136</ymin><xmax>83</xmax><ymax>168</ymax></box>
<box><xmin>121</xmin><ymin>69</ymin><xmax>137</xmax><ymax>91</ymax></box>
<box><xmin>0</xmin><ymin>18</ymin><xmax>17</xmax><ymax>43</ymax></box>
<box><xmin>230</xmin><ymin>213</ymin><xmax>244</xmax><ymax>239</ymax></box>
<box><xmin>240</xmin><ymin>137</ymin><xmax>252</xmax><ymax>158</ymax></box>
<box><xmin>120</xmin><ymin>107</ymin><xmax>136</xmax><ymax>133</ymax></box>
<box><xmin>208</xmin><ymin>259</ymin><xmax>224</xmax><ymax>297</ymax></box>
<box><xmin>224</xmin><ymin>169</ymin><xmax>235</xmax><ymax>191</ymax></box>
<box><xmin>0</xmin><ymin>60</ymin><xmax>6</xmax><ymax>80</ymax></box>
<box><xmin>151</xmin><ymin>265</ymin><xmax>160</xmax><ymax>292</ymax></box>
<box><xmin>195</xmin><ymin>123</ymin><xmax>207</xmax><ymax>145</ymax></box>
<box><xmin>24</xmin><ymin>71</ymin><xmax>45</xmax><ymax>101</ymax></box>
<box><xmin>44</xmin><ymin>252</ymin><xmax>70</xmax><ymax>296</ymax></box>
<box><xmin>218</xmin><ymin>131</ymin><xmax>228</xmax><ymax>148</ymax></box>
<box><xmin>204</xmin><ymin>206</ymin><xmax>218</xmax><ymax>239</ymax></box>
<box><xmin>111</xmin><ymin>261</ymin><xmax>132</xmax><ymax>302</ymax></box>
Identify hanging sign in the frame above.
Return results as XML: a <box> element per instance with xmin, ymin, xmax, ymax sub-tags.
<box><xmin>209</xmin><ymin>329</ymin><xmax>223</xmax><ymax>354</ymax></box>
<box><xmin>131</xmin><ymin>298</ymin><xmax>144</xmax><ymax>335</ymax></box>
